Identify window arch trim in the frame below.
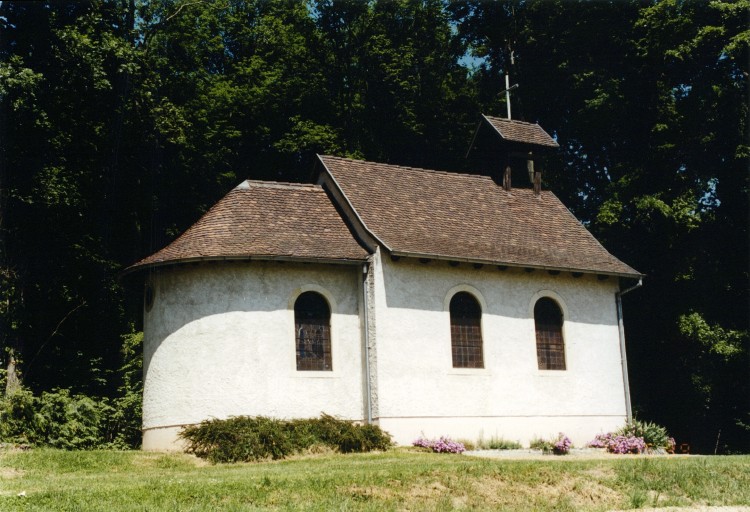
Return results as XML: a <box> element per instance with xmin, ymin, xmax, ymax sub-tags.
<box><xmin>443</xmin><ymin>284</ymin><xmax>488</xmax><ymax>312</ymax></box>
<box><xmin>288</xmin><ymin>285</ymin><xmax>338</xmax><ymax>312</ymax></box>
<box><xmin>528</xmin><ymin>290</ymin><xmax>569</xmax><ymax>319</ymax></box>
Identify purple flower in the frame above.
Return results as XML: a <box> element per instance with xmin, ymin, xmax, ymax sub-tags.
<box><xmin>553</xmin><ymin>433</ymin><xmax>572</xmax><ymax>455</ymax></box>
<box><xmin>412</xmin><ymin>436</ymin><xmax>465</xmax><ymax>454</ymax></box>
<box><xmin>588</xmin><ymin>433</ymin><xmax>645</xmax><ymax>454</ymax></box>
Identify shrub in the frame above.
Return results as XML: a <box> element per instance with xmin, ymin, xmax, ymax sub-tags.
<box><xmin>529</xmin><ymin>436</ymin><xmax>554</xmax><ymax>453</ymax></box>
<box><xmin>0</xmin><ymin>388</ymin><xmax>119</xmax><ymax>449</ymax></box>
<box><xmin>588</xmin><ymin>420</ymin><xmax>673</xmax><ymax>455</ymax></box>
<box><xmin>588</xmin><ymin>433</ymin><xmax>610</xmax><ymax>449</ymax></box>
<box><xmin>0</xmin><ymin>388</ymin><xmax>37</xmax><ymax>444</ymax></box>
<box><xmin>488</xmin><ymin>438</ymin><xmax>523</xmax><ymax>450</ymax></box>
<box><xmin>553</xmin><ymin>433</ymin><xmax>572</xmax><ymax>455</ymax></box>
<box><xmin>457</xmin><ymin>439</ymin><xmax>476</xmax><ymax>451</ymax></box>
<box><xmin>474</xmin><ymin>435</ymin><xmax>522</xmax><ymax>450</ymax></box>
<box><xmin>529</xmin><ymin>433</ymin><xmax>572</xmax><ymax>455</ymax></box>
<box><xmin>181</xmin><ymin>416</ymin><xmax>293</xmax><ymax>463</ymax></box>
<box><xmin>616</xmin><ymin>419</ymin><xmax>671</xmax><ymax>451</ymax></box>
<box><xmin>412</xmin><ymin>436</ymin><xmax>465</xmax><ymax>454</ymax></box>
<box><xmin>0</xmin><ymin>330</ymin><xmax>143</xmax><ymax>450</ymax></box>
<box><xmin>180</xmin><ymin>414</ymin><xmax>392</xmax><ymax>463</ymax></box>
<box><xmin>283</xmin><ymin>414</ymin><xmax>391</xmax><ymax>454</ymax></box>
<box><xmin>102</xmin><ymin>330</ymin><xmax>143</xmax><ymax>449</ymax></box>
<box><xmin>35</xmin><ymin>389</ymin><xmax>106</xmax><ymax>450</ymax></box>
<box><xmin>589</xmin><ymin>433</ymin><xmax>646</xmax><ymax>454</ymax></box>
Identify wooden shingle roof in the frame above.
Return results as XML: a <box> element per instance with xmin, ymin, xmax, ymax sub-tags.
<box><xmin>482</xmin><ymin>115</ymin><xmax>559</xmax><ymax>148</ymax></box>
<box><xmin>126</xmin><ymin>181</ymin><xmax>368</xmax><ymax>272</ymax></box>
<box><xmin>319</xmin><ymin>155</ymin><xmax>640</xmax><ymax>277</ymax></box>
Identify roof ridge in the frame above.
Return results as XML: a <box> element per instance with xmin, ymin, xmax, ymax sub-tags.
<box><xmin>319</xmin><ymin>154</ymin><xmax>503</xmax><ymax>182</ymax></box>
<box><xmin>482</xmin><ymin>114</ymin><xmax>541</xmax><ymax>126</ymax></box>
<box><xmin>319</xmin><ymin>156</ymin><xmax>556</xmax><ymax>195</ymax></box>
<box><xmin>235</xmin><ymin>180</ymin><xmax>322</xmax><ymax>192</ymax></box>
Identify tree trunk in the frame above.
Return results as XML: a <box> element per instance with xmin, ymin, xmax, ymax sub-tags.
<box><xmin>5</xmin><ymin>347</ymin><xmax>21</xmax><ymax>395</ymax></box>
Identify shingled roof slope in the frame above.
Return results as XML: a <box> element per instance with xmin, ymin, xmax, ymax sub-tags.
<box><xmin>319</xmin><ymin>155</ymin><xmax>639</xmax><ymax>277</ymax></box>
<box><xmin>482</xmin><ymin>115</ymin><xmax>559</xmax><ymax>148</ymax></box>
<box><xmin>128</xmin><ymin>181</ymin><xmax>368</xmax><ymax>271</ymax></box>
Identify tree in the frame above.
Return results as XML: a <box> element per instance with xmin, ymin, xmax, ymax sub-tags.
<box><xmin>1</xmin><ymin>0</ymin><xmax>746</xmax><ymax>452</ymax></box>
<box><xmin>451</xmin><ymin>0</ymin><xmax>748</xmax><ymax>452</ymax></box>
<box><xmin>314</xmin><ymin>0</ymin><xmax>476</xmax><ymax>169</ymax></box>
<box><xmin>0</xmin><ymin>1</ymin><xmax>145</xmax><ymax>393</ymax></box>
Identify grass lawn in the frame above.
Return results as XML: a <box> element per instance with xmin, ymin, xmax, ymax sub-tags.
<box><xmin>0</xmin><ymin>448</ymin><xmax>748</xmax><ymax>511</ymax></box>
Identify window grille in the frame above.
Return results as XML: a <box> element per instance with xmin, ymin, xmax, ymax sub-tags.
<box><xmin>294</xmin><ymin>292</ymin><xmax>332</xmax><ymax>371</ymax></box>
<box><xmin>450</xmin><ymin>292</ymin><xmax>484</xmax><ymax>368</ymax></box>
<box><xmin>534</xmin><ymin>297</ymin><xmax>566</xmax><ymax>370</ymax></box>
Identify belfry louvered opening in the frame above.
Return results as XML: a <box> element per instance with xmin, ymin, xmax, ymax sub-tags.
<box><xmin>294</xmin><ymin>291</ymin><xmax>332</xmax><ymax>371</ymax></box>
<box><xmin>534</xmin><ymin>297</ymin><xmax>566</xmax><ymax>370</ymax></box>
<box><xmin>450</xmin><ymin>292</ymin><xmax>484</xmax><ymax>368</ymax></box>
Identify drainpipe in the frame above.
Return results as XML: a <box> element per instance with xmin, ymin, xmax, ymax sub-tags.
<box><xmin>616</xmin><ymin>277</ymin><xmax>642</xmax><ymax>422</ymax></box>
<box><xmin>362</xmin><ymin>261</ymin><xmax>373</xmax><ymax>424</ymax></box>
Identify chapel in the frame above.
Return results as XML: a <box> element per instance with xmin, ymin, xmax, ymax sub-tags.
<box><xmin>126</xmin><ymin>115</ymin><xmax>642</xmax><ymax>450</ymax></box>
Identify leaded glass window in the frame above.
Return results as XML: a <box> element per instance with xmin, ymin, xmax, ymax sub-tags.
<box><xmin>534</xmin><ymin>297</ymin><xmax>566</xmax><ymax>370</ymax></box>
<box><xmin>450</xmin><ymin>292</ymin><xmax>484</xmax><ymax>368</ymax></box>
<box><xmin>294</xmin><ymin>292</ymin><xmax>332</xmax><ymax>371</ymax></box>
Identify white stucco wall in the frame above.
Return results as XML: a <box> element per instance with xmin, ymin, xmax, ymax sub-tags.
<box><xmin>371</xmin><ymin>255</ymin><xmax>629</xmax><ymax>447</ymax></box>
<box><xmin>142</xmin><ymin>254</ymin><xmax>632</xmax><ymax>450</ymax></box>
<box><xmin>142</xmin><ymin>261</ymin><xmax>364</xmax><ymax>450</ymax></box>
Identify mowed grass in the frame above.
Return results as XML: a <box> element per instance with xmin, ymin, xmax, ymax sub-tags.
<box><xmin>0</xmin><ymin>448</ymin><xmax>748</xmax><ymax>511</ymax></box>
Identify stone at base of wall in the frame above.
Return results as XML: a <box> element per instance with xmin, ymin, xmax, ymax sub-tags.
<box><xmin>142</xmin><ymin>426</ymin><xmax>190</xmax><ymax>451</ymax></box>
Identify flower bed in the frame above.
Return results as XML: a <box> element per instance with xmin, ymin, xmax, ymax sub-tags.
<box><xmin>589</xmin><ymin>433</ymin><xmax>646</xmax><ymax>454</ymax></box>
<box><xmin>588</xmin><ymin>420</ymin><xmax>675</xmax><ymax>455</ymax></box>
<box><xmin>413</xmin><ymin>436</ymin><xmax>465</xmax><ymax>454</ymax></box>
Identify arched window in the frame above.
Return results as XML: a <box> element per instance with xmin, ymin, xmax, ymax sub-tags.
<box><xmin>450</xmin><ymin>292</ymin><xmax>484</xmax><ymax>368</ymax></box>
<box><xmin>294</xmin><ymin>292</ymin><xmax>332</xmax><ymax>371</ymax></box>
<box><xmin>534</xmin><ymin>297</ymin><xmax>565</xmax><ymax>370</ymax></box>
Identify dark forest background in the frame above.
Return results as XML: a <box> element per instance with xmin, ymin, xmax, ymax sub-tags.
<box><xmin>1</xmin><ymin>0</ymin><xmax>747</xmax><ymax>452</ymax></box>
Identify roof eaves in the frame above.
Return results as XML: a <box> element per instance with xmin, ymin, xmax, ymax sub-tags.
<box><xmin>120</xmin><ymin>253</ymin><xmax>367</xmax><ymax>278</ymax></box>
<box><xmin>388</xmin><ymin>249</ymin><xmax>643</xmax><ymax>279</ymax></box>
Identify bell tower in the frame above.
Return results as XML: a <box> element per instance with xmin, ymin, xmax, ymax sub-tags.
<box><xmin>466</xmin><ymin>115</ymin><xmax>559</xmax><ymax>195</ymax></box>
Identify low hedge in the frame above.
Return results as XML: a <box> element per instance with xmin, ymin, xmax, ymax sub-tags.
<box><xmin>180</xmin><ymin>414</ymin><xmax>392</xmax><ymax>463</ymax></box>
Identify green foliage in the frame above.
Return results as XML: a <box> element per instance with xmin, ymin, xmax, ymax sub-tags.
<box><xmin>457</xmin><ymin>438</ymin><xmax>476</xmax><ymax>451</ymax></box>
<box><xmin>529</xmin><ymin>433</ymin><xmax>572</xmax><ymax>454</ymax></box>
<box><xmin>35</xmin><ymin>390</ymin><xmax>109</xmax><ymax>450</ymax></box>
<box><xmin>617</xmin><ymin>419</ymin><xmax>672</xmax><ymax>451</ymax></box>
<box><xmin>0</xmin><ymin>388</ymin><xmax>106</xmax><ymax>449</ymax></box>
<box><xmin>286</xmin><ymin>414</ymin><xmax>392</xmax><ymax>454</ymax></box>
<box><xmin>0</xmin><ymin>388</ymin><xmax>141</xmax><ymax>450</ymax></box>
<box><xmin>0</xmin><ymin>388</ymin><xmax>37</xmax><ymax>444</ymax></box>
<box><xmin>474</xmin><ymin>435</ymin><xmax>522</xmax><ymax>450</ymax></box>
<box><xmin>102</xmin><ymin>330</ymin><xmax>143</xmax><ymax>449</ymax></box>
<box><xmin>529</xmin><ymin>437</ymin><xmax>554</xmax><ymax>453</ymax></box>
<box><xmin>0</xmin><ymin>331</ymin><xmax>142</xmax><ymax>449</ymax></box>
<box><xmin>181</xmin><ymin>416</ymin><xmax>292</xmax><ymax>463</ymax></box>
<box><xmin>679</xmin><ymin>312</ymin><xmax>745</xmax><ymax>361</ymax></box>
<box><xmin>180</xmin><ymin>414</ymin><xmax>392</xmax><ymax>463</ymax></box>
<box><xmin>488</xmin><ymin>438</ymin><xmax>522</xmax><ymax>450</ymax></box>
<box><xmin>451</xmin><ymin>0</ymin><xmax>748</xmax><ymax>453</ymax></box>
<box><xmin>0</xmin><ymin>0</ymin><xmax>747</xmax><ymax>456</ymax></box>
